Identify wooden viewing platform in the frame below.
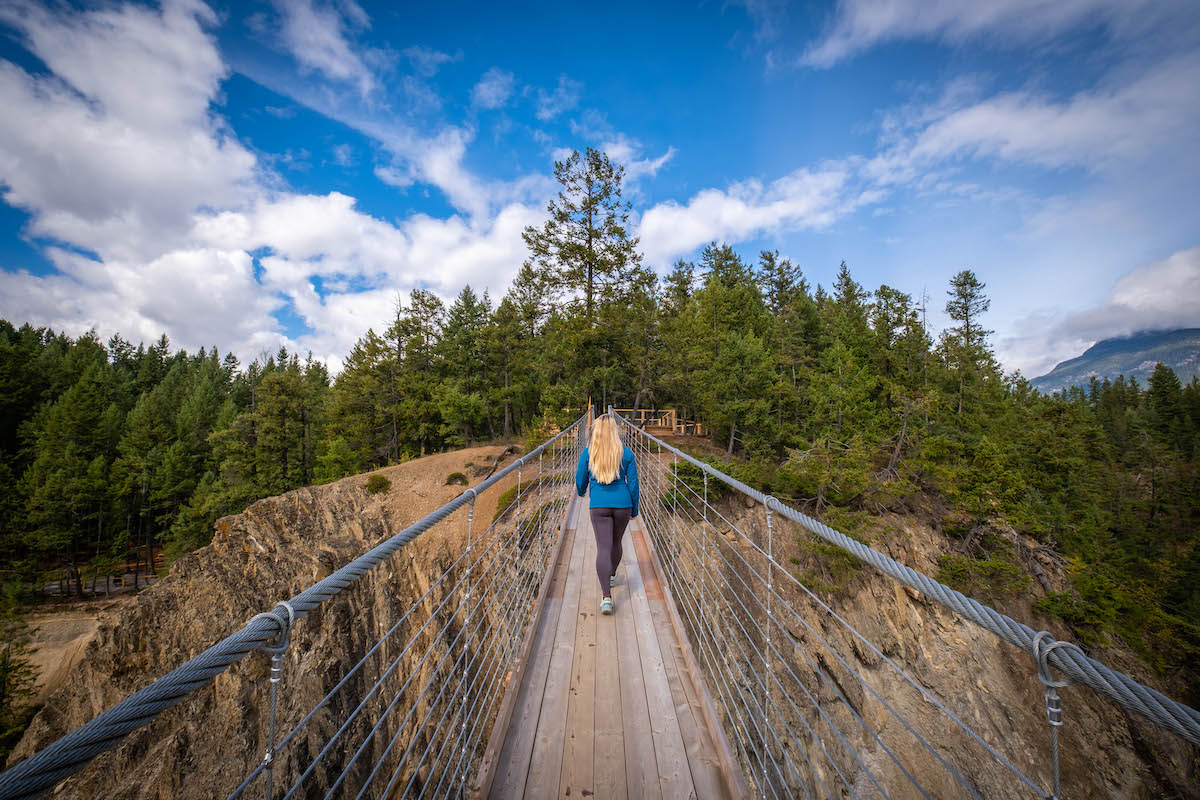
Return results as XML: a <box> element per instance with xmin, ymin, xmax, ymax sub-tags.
<box><xmin>474</xmin><ymin>498</ymin><xmax>745</xmax><ymax>799</ymax></box>
<box><xmin>611</xmin><ymin>409</ymin><xmax>706</xmax><ymax>437</ymax></box>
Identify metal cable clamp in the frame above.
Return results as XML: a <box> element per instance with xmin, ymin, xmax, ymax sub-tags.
<box><xmin>1032</xmin><ymin>631</ymin><xmax>1083</xmax><ymax>799</ymax></box>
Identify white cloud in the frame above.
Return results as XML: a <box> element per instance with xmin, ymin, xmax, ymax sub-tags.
<box><xmin>0</xmin><ymin>0</ymin><xmax>258</xmax><ymax>262</ymax></box>
<box><xmin>568</xmin><ymin>112</ymin><xmax>675</xmax><ymax>184</ymax></box>
<box><xmin>403</xmin><ymin>45</ymin><xmax>457</xmax><ymax>77</ymax></box>
<box><xmin>189</xmin><ymin>192</ymin><xmax>545</xmax><ymax>363</ymax></box>
<box><xmin>271</xmin><ymin>0</ymin><xmax>376</xmax><ymax>96</ymax></box>
<box><xmin>637</xmin><ymin>166</ymin><xmax>859</xmax><ymax>267</ymax></box>
<box><xmin>471</xmin><ymin>67</ymin><xmax>515</xmax><ymax>110</ymax></box>
<box><xmin>0</xmin><ymin>245</ymin><xmax>287</xmax><ymax>358</ymax></box>
<box><xmin>535</xmin><ymin>75</ymin><xmax>582</xmax><ymax>121</ymax></box>
<box><xmin>802</xmin><ymin>0</ymin><xmax>1165</xmax><ymax>68</ymax></box>
<box><xmin>331</xmin><ymin>143</ymin><xmax>355</xmax><ymax>167</ymax></box>
<box><xmin>998</xmin><ymin>247</ymin><xmax>1200</xmax><ymax>376</ymax></box>
<box><xmin>601</xmin><ymin>135</ymin><xmax>676</xmax><ymax>182</ymax></box>
<box><xmin>863</xmin><ymin>53</ymin><xmax>1200</xmax><ymax>185</ymax></box>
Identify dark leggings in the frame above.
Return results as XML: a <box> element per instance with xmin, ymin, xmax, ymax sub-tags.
<box><xmin>590</xmin><ymin>507</ymin><xmax>631</xmax><ymax>596</ymax></box>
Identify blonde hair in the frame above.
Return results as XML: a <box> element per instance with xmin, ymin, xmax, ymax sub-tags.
<box><xmin>588</xmin><ymin>415</ymin><xmax>623</xmax><ymax>484</ymax></box>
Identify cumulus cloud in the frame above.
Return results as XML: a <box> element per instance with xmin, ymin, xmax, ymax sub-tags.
<box><xmin>601</xmin><ymin>135</ymin><xmax>676</xmax><ymax>183</ymax></box>
<box><xmin>471</xmin><ymin>67</ymin><xmax>515</xmax><ymax>109</ymax></box>
<box><xmin>0</xmin><ymin>0</ymin><xmax>258</xmax><ymax>261</ymax></box>
<box><xmin>271</xmin><ymin>0</ymin><xmax>377</xmax><ymax>96</ymax></box>
<box><xmin>637</xmin><ymin>166</ymin><xmax>860</xmax><ymax>267</ymax></box>
<box><xmin>998</xmin><ymin>247</ymin><xmax>1200</xmax><ymax>376</ymax></box>
<box><xmin>190</xmin><ymin>192</ymin><xmax>544</xmax><ymax>363</ymax></box>
<box><xmin>802</xmin><ymin>0</ymin><xmax>1166</xmax><ymax>67</ymax></box>
<box><xmin>535</xmin><ymin>75</ymin><xmax>582</xmax><ymax>121</ymax></box>
<box><xmin>0</xmin><ymin>245</ymin><xmax>287</xmax><ymax>357</ymax></box>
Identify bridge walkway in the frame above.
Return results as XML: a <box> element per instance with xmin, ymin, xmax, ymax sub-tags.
<box><xmin>474</xmin><ymin>497</ymin><xmax>744</xmax><ymax>799</ymax></box>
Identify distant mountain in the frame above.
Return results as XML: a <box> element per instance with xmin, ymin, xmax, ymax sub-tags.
<box><xmin>1031</xmin><ymin>329</ymin><xmax>1200</xmax><ymax>393</ymax></box>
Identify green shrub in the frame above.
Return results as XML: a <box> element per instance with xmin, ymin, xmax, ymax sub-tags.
<box><xmin>493</xmin><ymin>474</ymin><xmax>556</xmax><ymax>521</ymax></box>
<box><xmin>445</xmin><ymin>472</ymin><xmax>468</xmax><ymax>486</ymax></box>
<box><xmin>365</xmin><ymin>474</ymin><xmax>391</xmax><ymax>495</ymax></box>
<box><xmin>938</xmin><ymin>554</ymin><xmax>1031</xmax><ymax>599</ymax></box>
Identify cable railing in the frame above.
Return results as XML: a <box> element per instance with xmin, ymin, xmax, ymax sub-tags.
<box><xmin>615</xmin><ymin>409</ymin><xmax>1200</xmax><ymax>800</ymax></box>
<box><xmin>0</xmin><ymin>415</ymin><xmax>588</xmax><ymax>800</ymax></box>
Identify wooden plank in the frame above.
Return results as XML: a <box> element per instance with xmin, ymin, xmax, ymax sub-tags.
<box><xmin>476</xmin><ymin>495</ymin><xmax>581</xmax><ymax>799</ymax></box>
<box><xmin>625</xmin><ymin>531</ymin><xmax>698</xmax><ymax>800</ymax></box>
<box><xmin>635</xmin><ymin>520</ymin><xmax>751</xmax><ymax>800</ymax></box>
<box><xmin>593</xmin><ymin>520</ymin><xmax>627</xmax><ymax>800</ymax></box>
<box><xmin>632</xmin><ymin>524</ymin><xmax>728</xmax><ymax>799</ymax></box>
<box><xmin>482</xmin><ymin>520</ymin><xmax>577</xmax><ymax>799</ymax></box>
<box><xmin>613</xmin><ymin>539</ymin><xmax>661</xmax><ymax>800</ymax></box>
<box><xmin>560</xmin><ymin>512</ymin><xmax>599</xmax><ymax>797</ymax></box>
<box><xmin>524</xmin><ymin>505</ymin><xmax>588</xmax><ymax>798</ymax></box>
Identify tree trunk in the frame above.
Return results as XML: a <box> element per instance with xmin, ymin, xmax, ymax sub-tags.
<box><xmin>727</xmin><ymin>420</ymin><xmax>737</xmax><ymax>456</ymax></box>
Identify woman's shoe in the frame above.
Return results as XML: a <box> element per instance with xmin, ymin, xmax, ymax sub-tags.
<box><xmin>601</xmin><ymin>596</ymin><xmax>614</xmax><ymax>615</ymax></box>
<box><xmin>610</xmin><ymin>574</ymin><xmax>616</xmax><ymax>588</ymax></box>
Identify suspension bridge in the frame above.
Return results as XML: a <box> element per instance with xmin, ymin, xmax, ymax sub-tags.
<box><xmin>0</xmin><ymin>408</ymin><xmax>1197</xmax><ymax>799</ymax></box>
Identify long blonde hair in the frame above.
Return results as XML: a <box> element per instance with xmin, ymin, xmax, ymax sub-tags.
<box><xmin>588</xmin><ymin>414</ymin><xmax>623</xmax><ymax>484</ymax></box>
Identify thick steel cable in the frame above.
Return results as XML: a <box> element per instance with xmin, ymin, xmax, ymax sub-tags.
<box><xmin>615</xmin><ymin>414</ymin><xmax>1200</xmax><ymax>749</ymax></box>
<box><xmin>0</xmin><ymin>418</ymin><xmax>585</xmax><ymax>800</ymax></box>
<box><xmin>278</xmin><ymin>465</ymin><xmax>570</xmax><ymax>800</ymax></box>
<box><xmin>633</xmin><ymin>435</ymin><xmax>855</xmax><ymax>797</ymax></box>
<box><xmin>311</xmin><ymin>444</ymin><xmax>576</xmax><ymax>799</ymax></box>
<box><xmin>651</xmin><ymin>443</ymin><xmax>1044</xmax><ymax>797</ymax></box>
<box><xmin>636</xmin><ymin>440</ymin><xmax>888</xmax><ymax>800</ymax></box>
<box><xmin>648</xmin><ymin>453</ymin><xmax>1035</xmax><ymax>798</ymax></box>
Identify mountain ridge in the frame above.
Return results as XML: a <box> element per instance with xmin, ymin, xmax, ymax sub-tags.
<box><xmin>1031</xmin><ymin>328</ymin><xmax>1200</xmax><ymax>393</ymax></box>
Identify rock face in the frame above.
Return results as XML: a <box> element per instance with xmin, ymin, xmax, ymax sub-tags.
<box><xmin>9</xmin><ymin>445</ymin><xmax>552</xmax><ymax>799</ymax></box>
<box><xmin>663</xmin><ymin>497</ymin><xmax>1200</xmax><ymax>799</ymax></box>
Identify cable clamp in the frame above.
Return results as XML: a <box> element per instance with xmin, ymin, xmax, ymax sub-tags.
<box><xmin>1031</xmin><ymin>630</ymin><xmax>1082</xmax><ymax>690</ymax></box>
<box><xmin>251</xmin><ymin>600</ymin><xmax>296</xmax><ymax>655</ymax></box>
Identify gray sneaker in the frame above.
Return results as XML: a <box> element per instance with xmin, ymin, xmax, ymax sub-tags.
<box><xmin>601</xmin><ymin>596</ymin><xmax>614</xmax><ymax>615</ymax></box>
<box><xmin>610</xmin><ymin>574</ymin><xmax>616</xmax><ymax>588</ymax></box>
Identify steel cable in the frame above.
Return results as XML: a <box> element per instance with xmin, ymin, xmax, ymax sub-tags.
<box><xmin>615</xmin><ymin>414</ymin><xmax>1200</xmax><ymax>749</ymax></box>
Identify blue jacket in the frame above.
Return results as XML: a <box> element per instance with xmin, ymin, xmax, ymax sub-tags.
<box><xmin>576</xmin><ymin>446</ymin><xmax>639</xmax><ymax>517</ymax></box>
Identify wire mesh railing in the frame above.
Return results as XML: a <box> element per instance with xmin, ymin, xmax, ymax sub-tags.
<box><xmin>0</xmin><ymin>415</ymin><xmax>587</xmax><ymax>800</ymax></box>
<box><xmin>615</xmin><ymin>410</ymin><xmax>1200</xmax><ymax>800</ymax></box>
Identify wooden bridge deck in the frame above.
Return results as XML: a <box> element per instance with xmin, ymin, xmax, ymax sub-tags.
<box><xmin>474</xmin><ymin>498</ymin><xmax>744</xmax><ymax>799</ymax></box>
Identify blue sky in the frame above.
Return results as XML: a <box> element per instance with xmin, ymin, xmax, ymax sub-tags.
<box><xmin>1</xmin><ymin>0</ymin><xmax>1198</xmax><ymax>376</ymax></box>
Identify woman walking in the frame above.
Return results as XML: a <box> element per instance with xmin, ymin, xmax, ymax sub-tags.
<box><xmin>575</xmin><ymin>413</ymin><xmax>640</xmax><ymax>615</ymax></box>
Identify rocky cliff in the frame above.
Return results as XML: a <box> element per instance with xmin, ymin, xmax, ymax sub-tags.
<box><xmin>9</xmin><ymin>445</ymin><xmax>534</xmax><ymax>799</ymax></box>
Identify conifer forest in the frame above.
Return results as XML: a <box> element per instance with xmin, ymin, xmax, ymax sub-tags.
<box><xmin>1</xmin><ymin>150</ymin><xmax>1197</xmax><ymax>737</ymax></box>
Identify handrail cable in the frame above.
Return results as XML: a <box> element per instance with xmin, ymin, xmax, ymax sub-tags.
<box><xmin>614</xmin><ymin>411</ymin><xmax>1200</xmax><ymax>748</ymax></box>
<box><xmin>645</xmin><ymin>446</ymin><xmax>1044</xmax><ymax>798</ymax></box>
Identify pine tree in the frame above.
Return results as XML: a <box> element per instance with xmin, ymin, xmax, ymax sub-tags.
<box><xmin>943</xmin><ymin>269</ymin><xmax>994</xmax><ymax>415</ymax></box>
<box><xmin>522</xmin><ymin>148</ymin><xmax>640</xmax><ymax>327</ymax></box>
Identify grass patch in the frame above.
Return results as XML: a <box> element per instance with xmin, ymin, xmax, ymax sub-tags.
<box><xmin>445</xmin><ymin>472</ymin><xmax>468</xmax><ymax>486</ymax></box>
<box><xmin>365</xmin><ymin>474</ymin><xmax>391</xmax><ymax>495</ymax></box>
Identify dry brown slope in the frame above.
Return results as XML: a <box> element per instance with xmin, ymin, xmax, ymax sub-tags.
<box><xmin>9</xmin><ymin>444</ymin><xmax>529</xmax><ymax>799</ymax></box>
